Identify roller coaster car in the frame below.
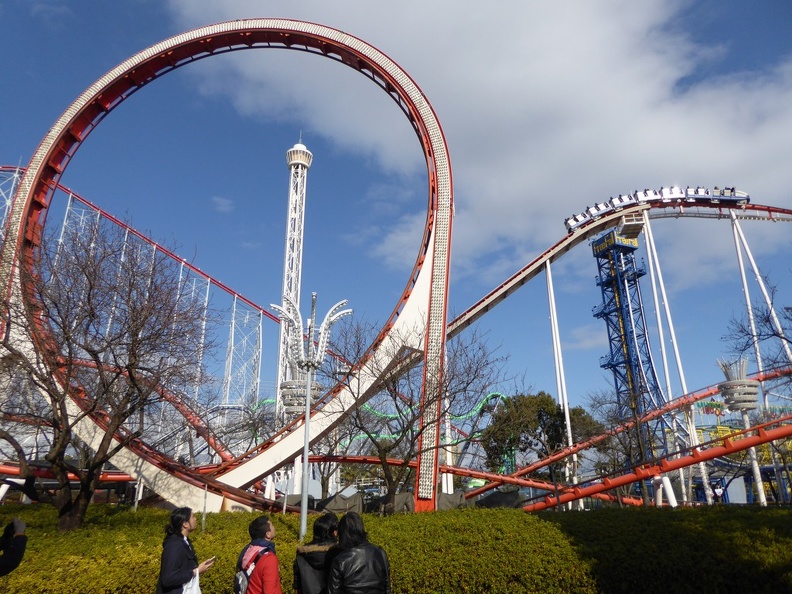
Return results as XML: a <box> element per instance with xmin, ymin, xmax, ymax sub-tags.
<box><xmin>711</xmin><ymin>186</ymin><xmax>750</xmax><ymax>204</ymax></box>
<box><xmin>685</xmin><ymin>186</ymin><xmax>710</xmax><ymax>200</ymax></box>
<box><xmin>586</xmin><ymin>202</ymin><xmax>613</xmax><ymax>218</ymax></box>
<box><xmin>634</xmin><ymin>188</ymin><xmax>661</xmax><ymax>202</ymax></box>
<box><xmin>610</xmin><ymin>193</ymin><xmax>636</xmax><ymax>209</ymax></box>
<box><xmin>564</xmin><ymin>212</ymin><xmax>590</xmax><ymax>233</ymax></box>
<box><xmin>659</xmin><ymin>186</ymin><xmax>685</xmax><ymax>202</ymax></box>
<box><xmin>564</xmin><ymin>182</ymin><xmax>751</xmax><ymax>235</ymax></box>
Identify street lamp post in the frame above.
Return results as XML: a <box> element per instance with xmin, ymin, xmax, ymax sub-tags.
<box><xmin>271</xmin><ymin>292</ymin><xmax>352</xmax><ymax>541</ymax></box>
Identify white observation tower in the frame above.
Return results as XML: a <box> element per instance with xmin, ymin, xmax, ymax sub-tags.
<box><xmin>275</xmin><ymin>142</ymin><xmax>313</xmax><ymax>428</ymax></box>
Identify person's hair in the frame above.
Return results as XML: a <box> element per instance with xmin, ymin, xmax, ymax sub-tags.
<box><xmin>312</xmin><ymin>512</ymin><xmax>338</xmax><ymax>544</ymax></box>
<box><xmin>249</xmin><ymin>515</ymin><xmax>272</xmax><ymax>540</ymax></box>
<box><xmin>165</xmin><ymin>507</ymin><xmax>192</xmax><ymax>537</ymax></box>
<box><xmin>337</xmin><ymin>512</ymin><xmax>367</xmax><ymax>549</ymax></box>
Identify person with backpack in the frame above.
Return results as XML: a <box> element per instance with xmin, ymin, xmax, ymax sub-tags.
<box><xmin>293</xmin><ymin>512</ymin><xmax>339</xmax><ymax>594</ymax></box>
<box><xmin>235</xmin><ymin>515</ymin><xmax>282</xmax><ymax>594</ymax></box>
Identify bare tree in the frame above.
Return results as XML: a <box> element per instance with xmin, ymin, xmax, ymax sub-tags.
<box><xmin>327</xmin><ymin>319</ymin><xmax>508</xmax><ymax>511</ymax></box>
<box><xmin>0</xmin><ymin>220</ymin><xmax>215</xmax><ymax>530</ymax></box>
<box><xmin>585</xmin><ymin>390</ymin><xmax>647</xmax><ymax>505</ymax></box>
<box><xmin>725</xmin><ymin>286</ymin><xmax>792</xmax><ymax>502</ymax></box>
<box><xmin>727</xmin><ymin>287</ymin><xmax>792</xmax><ymax>378</ymax></box>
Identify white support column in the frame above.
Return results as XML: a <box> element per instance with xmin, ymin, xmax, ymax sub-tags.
<box><xmin>441</xmin><ymin>396</ymin><xmax>454</xmax><ymax>494</ymax></box>
<box><xmin>545</xmin><ymin>261</ymin><xmax>578</xmax><ymax>499</ymax></box>
<box><xmin>641</xmin><ymin>216</ymin><xmax>689</xmax><ymax>503</ymax></box>
<box><xmin>222</xmin><ymin>297</ymin><xmax>238</xmax><ymax>406</ymax></box>
<box><xmin>264</xmin><ymin>475</ymin><xmax>276</xmax><ymax>500</ymax></box>
<box><xmin>0</xmin><ymin>167</ymin><xmax>22</xmax><ymax>230</ymax></box>
<box><xmin>742</xmin><ymin>408</ymin><xmax>768</xmax><ymax>506</ymax></box>
<box><xmin>190</xmin><ymin>275</ymin><xmax>211</xmax><ymax>402</ymax></box>
<box><xmin>730</xmin><ymin>211</ymin><xmax>792</xmax><ymax>369</ymax></box>
<box><xmin>293</xmin><ymin>455</ymin><xmax>304</xmax><ymax>495</ymax></box>
<box><xmin>653</xmin><ymin>475</ymin><xmax>678</xmax><ymax>508</ymax></box>
<box><xmin>730</xmin><ymin>212</ymin><xmax>788</xmax><ymax>503</ymax></box>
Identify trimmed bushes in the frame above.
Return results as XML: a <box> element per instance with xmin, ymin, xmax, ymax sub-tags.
<box><xmin>542</xmin><ymin>506</ymin><xmax>792</xmax><ymax>593</ymax></box>
<box><xmin>1</xmin><ymin>504</ymin><xmax>790</xmax><ymax>593</ymax></box>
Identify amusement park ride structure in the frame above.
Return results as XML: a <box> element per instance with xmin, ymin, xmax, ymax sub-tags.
<box><xmin>1</xmin><ymin>20</ymin><xmax>792</xmax><ymax>513</ymax></box>
<box><xmin>0</xmin><ymin>19</ymin><xmax>453</xmax><ymax>514</ymax></box>
<box><xmin>275</xmin><ymin>141</ymin><xmax>314</xmax><ymax>430</ymax></box>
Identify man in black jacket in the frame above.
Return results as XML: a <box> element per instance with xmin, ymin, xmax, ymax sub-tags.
<box><xmin>0</xmin><ymin>517</ymin><xmax>27</xmax><ymax>577</ymax></box>
<box><xmin>328</xmin><ymin>512</ymin><xmax>390</xmax><ymax>594</ymax></box>
<box><xmin>293</xmin><ymin>512</ymin><xmax>338</xmax><ymax>594</ymax></box>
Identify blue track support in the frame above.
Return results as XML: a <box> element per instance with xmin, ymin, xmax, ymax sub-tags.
<box><xmin>591</xmin><ymin>231</ymin><xmax>668</xmax><ymax>463</ymax></box>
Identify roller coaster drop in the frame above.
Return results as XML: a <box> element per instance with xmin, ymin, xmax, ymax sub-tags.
<box><xmin>2</xmin><ymin>20</ymin><xmax>792</xmax><ymax>512</ymax></box>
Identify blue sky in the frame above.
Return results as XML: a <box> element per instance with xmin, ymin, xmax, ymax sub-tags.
<box><xmin>1</xmin><ymin>0</ymin><xmax>791</xmax><ymax>411</ymax></box>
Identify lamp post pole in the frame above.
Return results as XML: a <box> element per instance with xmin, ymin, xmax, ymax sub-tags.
<box><xmin>271</xmin><ymin>293</ymin><xmax>352</xmax><ymax>541</ymax></box>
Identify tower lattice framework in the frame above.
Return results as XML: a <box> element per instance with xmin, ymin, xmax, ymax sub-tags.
<box><xmin>275</xmin><ymin>142</ymin><xmax>313</xmax><ymax>428</ymax></box>
<box><xmin>592</xmin><ymin>230</ymin><xmax>668</xmax><ymax>464</ymax></box>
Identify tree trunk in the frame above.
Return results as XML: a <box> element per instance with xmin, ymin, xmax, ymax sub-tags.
<box><xmin>56</xmin><ymin>485</ymin><xmax>93</xmax><ymax>531</ymax></box>
<box><xmin>380</xmin><ymin>456</ymin><xmax>398</xmax><ymax>515</ymax></box>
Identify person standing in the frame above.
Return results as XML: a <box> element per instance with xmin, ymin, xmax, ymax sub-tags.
<box><xmin>0</xmin><ymin>517</ymin><xmax>27</xmax><ymax>577</ymax></box>
<box><xmin>328</xmin><ymin>512</ymin><xmax>390</xmax><ymax>594</ymax></box>
<box><xmin>714</xmin><ymin>485</ymin><xmax>724</xmax><ymax>503</ymax></box>
<box><xmin>156</xmin><ymin>507</ymin><xmax>215</xmax><ymax>594</ymax></box>
<box><xmin>237</xmin><ymin>515</ymin><xmax>282</xmax><ymax>594</ymax></box>
<box><xmin>293</xmin><ymin>512</ymin><xmax>338</xmax><ymax>594</ymax></box>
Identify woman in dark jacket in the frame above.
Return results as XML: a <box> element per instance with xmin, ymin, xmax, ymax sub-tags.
<box><xmin>156</xmin><ymin>507</ymin><xmax>215</xmax><ymax>594</ymax></box>
<box><xmin>327</xmin><ymin>512</ymin><xmax>390</xmax><ymax>594</ymax></box>
<box><xmin>293</xmin><ymin>512</ymin><xmax>338</xmax><ymax>594</ymax></box>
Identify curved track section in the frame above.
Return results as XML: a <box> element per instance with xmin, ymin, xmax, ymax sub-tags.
<box><xmin>448</xmin><ymin>199</ymin><xmax>792</xmax><ymax>337</ymax></box>
<box><xmin>1</xmin><ymin>20</ymin><xmax>452</xmax><ymax>512</ymax></box>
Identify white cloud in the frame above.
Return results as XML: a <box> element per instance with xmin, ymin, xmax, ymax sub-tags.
<box><xmin>165</xmin><ymin>0</ymin><xmax>792</xmax><ymax>293</ymax></box>
<box><xmin>29</xmin><ymin>0</ymin><xmax>73</xmax><ymax>22</ymax></box>
<box><xmin>566</xmin><ymin>323</ymin><xmax>610</xmax><ymax>351</ymax></box>
<box><xmin>211</xmin><ymin>196</ymin><xmax>234</xmax><ymax>213</ymax></box>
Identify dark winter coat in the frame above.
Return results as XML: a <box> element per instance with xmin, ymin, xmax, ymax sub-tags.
<box><xmin>0</xmin><ymin>534</ymin><xmax>26</xmax><ymax>577</ymax></box>
<box><xmin>156</xmin><ymin>534</ymin><xmax>198</xmax><ymax>594</ymax></box>
<box><xmin>293</xmin><ymin>541</ymin><xmax>336</xmax><ymax>594</ymax></box>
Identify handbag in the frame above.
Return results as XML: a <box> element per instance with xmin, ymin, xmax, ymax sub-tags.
<box><xmin>183</xmin><ymin>572</ymin><xmax>201</xmax><ymax>594</ymax></box>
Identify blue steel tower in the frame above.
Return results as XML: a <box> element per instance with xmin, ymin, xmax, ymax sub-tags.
<box><xmin>592</xmin><ymin>230</ymin><xmax>668</xmax><ymax>464</ymax></box>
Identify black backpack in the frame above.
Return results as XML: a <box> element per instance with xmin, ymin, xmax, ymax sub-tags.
<box><xmin>234</xmin><ymin>547</ymin><xmax>268</xmax><ymax>594</ymax></box>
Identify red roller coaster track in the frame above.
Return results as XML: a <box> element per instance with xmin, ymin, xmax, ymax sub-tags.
<box><xmin>0</xmin><ymin>19</ymin><xmax>453</xmax><ymax>512</ymax></box>
<box><xmin>2</xmin><ymin>180</ymin><xmax>790</xmax><ymax>511</ymax></box>
<box><xmin>2</xmin><ymin>17</ymin><xmax>791</xmax><ymax>511</ymax></box>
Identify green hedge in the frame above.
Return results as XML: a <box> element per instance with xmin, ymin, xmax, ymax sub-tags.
<box><xmin>541</xmin><ymin>505</ymin><xmax>792</xmax><ymax>593</ymax></box>
<box><xmin>1</xmin><ymin>504</ymin><xmax>791</xmax><ymax>593</ymax></box>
